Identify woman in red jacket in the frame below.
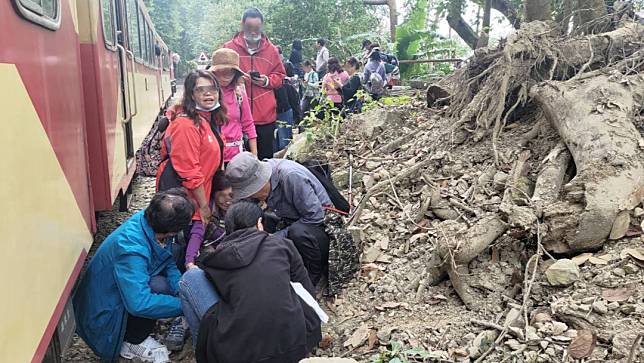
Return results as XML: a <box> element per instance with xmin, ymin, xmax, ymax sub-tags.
<box><xmin>157</xmin><ymin>70</ymin><xmax>226</xmax><ymax>226</ymax></box>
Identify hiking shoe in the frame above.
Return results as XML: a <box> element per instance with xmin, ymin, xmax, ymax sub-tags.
<box><xmin>164</xmin><ymin>316</ymin><xmax>187</xmax><ymax>351</ymax></box>
<box><xmin>120</xmin><ymin>336</ymin><xmax>170</xmax><ymax>363</ymax></box>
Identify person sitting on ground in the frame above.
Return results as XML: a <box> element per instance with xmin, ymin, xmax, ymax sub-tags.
<box><xmin>342</xmin><ymin>57</ymin><xmax>363</xmax><ymax>114</ymax></box>
<box><xmin>178</xmin><ymin>201</ymin><xmax>322</xmax><ymax>363</ymax></box>
<box><xmin>321</xmin><ymin>57</ymin><xmax>349</xmax><ymax>111</ymax></box>
<box><xmin>73</xmin><ymin>189</ymin><xmax>194</xmax><ymax>363</ymax></box>
<box><xmin>363</xmin><ymin>46</ymin><xmax>387</xmax><ymax>99</ymax></box>
<box><xmin>226</xmin><ymin>152</ymin><xmax>332</xmax><ymax>286</ymax></box>
<box><xmin>210</xmin><ymin>48</ymin><xmax>258</xmax><ymax>162</ymax></box>
<box><xmin>300</xmin><ymin>60</ymin><xmax>319</xmax><ymax>117</ymax></box>
<box><xmin>182</xmin><ymin>171</ymin><xmax>233</xmax><ymax>270</ymax></box>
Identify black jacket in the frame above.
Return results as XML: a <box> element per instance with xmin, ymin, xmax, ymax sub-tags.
<box><xmin>275</xmin><ymin>83</ymin><xmax>303</xmax><ymax>122</ymax></box>
<box><xmin>342</xmin><ymin>74</ymin><xmax>362</xmax><ymax>107</ymax></box>
<box><xmin>196</xmin><ymin>229</ymin><xmax>321</xmax><ymax>363</ymax></box>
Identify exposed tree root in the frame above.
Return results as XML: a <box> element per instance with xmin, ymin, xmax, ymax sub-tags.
<box><xmin>426</xmin><ymin>216</ymin><xmax>508</xmax><ymax>309</ymax></box>
<box><xmin>531</xmin><ymin>73</ymin><xmax>644</xmax><ymax>253</ymax></box>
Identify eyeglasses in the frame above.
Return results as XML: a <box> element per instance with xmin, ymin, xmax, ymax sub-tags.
<box><xmin>194</xmin><ymin>86</ymin><xmax>219</xmax><ymax>95</ymax></box>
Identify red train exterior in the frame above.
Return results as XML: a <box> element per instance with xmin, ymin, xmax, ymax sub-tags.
<box><xmin>0</xmin><ymin>1</ymin><xmax>174</xmax><ymax>361</ymax></box>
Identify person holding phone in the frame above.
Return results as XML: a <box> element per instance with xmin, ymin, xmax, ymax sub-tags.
<box><xmin>224</xmin><ymin>8</ymin><xmax>286</xmax><ymax>160</ymax></box>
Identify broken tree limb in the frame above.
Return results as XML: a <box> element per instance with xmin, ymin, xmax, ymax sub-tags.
<box><xmin>426</xmin><ymin>216</ymin><xmax>508</xmax><ymax>309</ymax></box>
<box><xmin>531</xmin><ymin>73</ymin><xmax>644</xmax><ymax>253</ymax></box>
<box><xmin>349</xmin><ymin>158</ymin><xmax>434</xmax><ymax>226</ymax></box>
<box><xmin>532</xmin><ymin>141</ymin><xmax>571</xmax><ymax>214</ymax></box>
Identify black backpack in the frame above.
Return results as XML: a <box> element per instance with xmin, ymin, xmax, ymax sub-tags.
<box><xmin>299</xmin><ymin>160</ymin><xmax>350</xmax><ymax>215</ymax></box>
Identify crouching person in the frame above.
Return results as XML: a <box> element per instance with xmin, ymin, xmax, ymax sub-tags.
<box><xmin>226</xmin><ymin>152</ymin><xmax>332</xmax><ymax>286</ymax></box>
<box><xmin>179</xmin><ymin>201</ymin><xmax>321</xmax><ymax>362</ymax></box>
<box><xmin>73</xmin><ymin>189</ymin><xmax>194</xmax><ymax>363</ymax></box>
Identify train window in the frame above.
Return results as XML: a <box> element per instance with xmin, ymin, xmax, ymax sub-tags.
<box><xmin>100</xmin><ymin>0</ymin><xmax>116</xmax><ymax>47</ymax></box>
<box><xmin>125</xmin><ymin>0</ymin><xmax>141</xmax><ymax>59</ymax></box>
<box><xmin>12</xmin><ymin>0</ymin><xmax>61</xmax><ymax>30</ymax></box>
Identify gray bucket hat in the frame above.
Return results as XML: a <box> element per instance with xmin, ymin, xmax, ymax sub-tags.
<box><xmin>226</xmin><ymin>152</ymin><xmax>272</xmax><ymax>201</ymax></box>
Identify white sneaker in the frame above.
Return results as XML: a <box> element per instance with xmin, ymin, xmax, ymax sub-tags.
<box><xmin>120</xmin><ymin>336</ymin><xmax>171</xmax><ymax>363</ymax></box>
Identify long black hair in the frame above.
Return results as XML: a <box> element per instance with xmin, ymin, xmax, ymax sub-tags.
<box><xmin>182</xmin><ymin>70</ymin><xmax>228</xmax><ymax>126</ymax></box>
<box><xmin>224</xmin><ymin>201</ymin><xmax>264</xmax><ymax>234</ymax></box>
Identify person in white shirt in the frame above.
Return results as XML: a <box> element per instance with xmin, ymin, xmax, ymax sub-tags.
<box><xmin>315</xmin><ymin>38</ymin><xmax>329</xmax><ymax>78</ymax></box>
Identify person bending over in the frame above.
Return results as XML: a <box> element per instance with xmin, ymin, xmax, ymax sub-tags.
<box><xmin>178</xmin><ymin>201</ymin><xmax>321</xmax><ymax>362</ymax></box>
<box><xmin>73</xmin><ymin>189</ymin><xmax>194</xmax><ymax>363</ymax></box>
<box><xmin>226</xmin><ymin>152</ymin><xmax>332</xmax><ymax>286</ymax></box>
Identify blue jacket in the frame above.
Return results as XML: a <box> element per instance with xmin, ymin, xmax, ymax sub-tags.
<box><xmin>73</xmin><ymin>211</ymin><xmax>182</xmax><ymax>361</ymax></box>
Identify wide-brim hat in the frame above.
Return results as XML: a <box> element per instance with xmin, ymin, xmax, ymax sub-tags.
<box><xmin>210</xmin><ymin>48</ymin><xmax>248</xmax><ymax>77</ymax></box>
<box><xmin>226</xmin><ymin>152</ymin><xmax>272</xmax><ymax>201</ymax></box>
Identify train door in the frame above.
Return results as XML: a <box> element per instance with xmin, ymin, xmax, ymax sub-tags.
<box><xmin>114</xmin><ymin>0</ymin><xmax>136</xmax><ymax>169</ymax></box>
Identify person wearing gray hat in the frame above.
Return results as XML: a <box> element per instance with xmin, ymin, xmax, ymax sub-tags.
<box><xmin>226</xmin><ymin>152</ymin><xmax>332</xmax><ymax>285</ymax></box>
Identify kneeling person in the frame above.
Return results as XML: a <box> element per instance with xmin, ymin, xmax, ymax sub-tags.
<box><xmin>187</xmin><ymin>201</ymin><xmax>321</xmax><ymax>362</ymax></box>
<box><xmin>226</xmin><ymin>152</ymin><xmax>332</xmax><ymax>286</ymax></box>
<box><xmin>73</xmin><ymin>189</ymin><xmax>194</xmax><ymax>363</ymax></box>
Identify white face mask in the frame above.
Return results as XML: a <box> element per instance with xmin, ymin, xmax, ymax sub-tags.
<box><xmin>196</xmin><ymin>102</ymin><xmax>220</xmax><ymax>112</ymax></box>
<box><xmin>244</xmin><ymin>33</ymin><xmax>261</xmax><ymax>43</ymax></box>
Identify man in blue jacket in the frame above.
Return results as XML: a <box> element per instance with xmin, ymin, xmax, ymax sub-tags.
<box><xmin>73</xmin><ymin>189</ymin><xmax>194</xmax><ymax>363</ymax></box>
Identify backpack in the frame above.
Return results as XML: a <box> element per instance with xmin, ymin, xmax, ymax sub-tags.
<box><xmin>299</xmin><ymin>160</ymin><xmax>350</xmax><ymax>215</ymax></box>
<box><xmin>135</xmin><ymin>112</ymin><xmax>167</xmax><ymax>177</ymax></box>
<box><xmin>367</xmin><ymin>63</ymin><xmax>385</xmax><ymax>96</ymax></box>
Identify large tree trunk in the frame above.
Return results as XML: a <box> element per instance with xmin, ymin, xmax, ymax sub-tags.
<box><xmin>476</xmin><ymin>0</ymin><xmax>492</xmax><ymax>48</ymax></box>
<box><xmin>531</xmin><ymin>74</ymin><xmax>644</xmax><ymax>253</ymax></box>
<box><xmin>574</xmin><ymin>0</ymin><xmax>608</xmax><ymax>33</ymax></box>
<box><xmin>364</xmin><ymin>0</ymin><xmax>398</xmax><ymax>41</ymax></box>
<box><xmin>524</xmin><ymin>0</ymin><xmax>552</xmax><ymax>22</ymax></box>
<box><xmin>491</xmin><ymin>0</ymin><xmax>520</xmax><ymax>28</ymax></box>
<box><xmin>446</xmin><ymin>12</ymin><xmax>479</xmax><ymax>50</ymax></box>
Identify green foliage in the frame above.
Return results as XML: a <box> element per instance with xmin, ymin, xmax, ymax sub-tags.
<box><xmin>371</xmin><ymin>341</ymin><xmax>446</xmax><ymax>363</ymax></box>
<box><xmin>394</xmin><ymin>0</ymin><xmax>468</xmax><ymax>79</ymax></box>
<box><xmin>144</xmin><ymin>0</ymin><xmax>383</xmax><ymax>78</ymax></box>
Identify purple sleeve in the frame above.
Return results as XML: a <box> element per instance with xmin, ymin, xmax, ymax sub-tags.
<box><xmin>185</xmin><ymin>221</ymin><xmax>205</xmax><ymax>265</ymax></box>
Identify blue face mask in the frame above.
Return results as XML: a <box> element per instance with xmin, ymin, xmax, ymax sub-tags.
<box><xmin>196</xmin><ymin>102</ymin><xmax>220</xmax><ymax>112</ymax></box>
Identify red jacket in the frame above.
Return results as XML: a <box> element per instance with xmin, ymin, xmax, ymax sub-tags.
<box><xmin>224</xmin><ymin>33</ymin><xmax>286</xmax><ymax>125</ymax></box>
<box><xmin>156</xmin><ymin>112</ymin><xmax>223</xmax><ymax>221</ymax></box>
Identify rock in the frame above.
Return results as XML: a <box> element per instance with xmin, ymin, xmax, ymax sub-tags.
<box><xmin>608</xmin><ymin>301</ymin><xmax>620</xmax><ymax>310</ymax></box>
<box><xmin>592</xmin><ymin>300</ymin><xmax>609</xmax><ymax>315</ymax></box>
<box><xmin>545</xmin><ymin>259</ymin><xmax>580</xmax><ymax>286</ymax></box>
<box><xmin>505</xmin><ymin>339</ymin><xmax>525</xmax><ymax>351</ymax></box>
<box><xmin>376</xmin><ymin>326</ymin><xmax>396</xmax><ymax>343</ymax></box>
<box><xmin>505</xmin><ymin>308</ymin><xmax>524</xmax><ymax>328</ymax></box>
<box><xmin>551</xmin><ymin>321</ymin><xmax>568</xmax><ymax>335</ymax></box>
<box><xmin>462</xmin><ymin>332</ymin><xmax>477</xmax><ymax>343</ymax></box>
<box><xmin>284</xmin><ymin>133</ymin><xmax>311</xmax><ymax>161</ymax></box>
<box><xmin>365</xmin><ymin>161</ymin><xmax>379</xmax><ymax>171</ymax></box>
<box><xmin>564</xmin><ymin>329</ymin><xmax>578</xmax><ymax>338</ymax></box>
<box><xmin>467</xmin><ymin>330</ymin><xmax>498</xmax><ymax>359</ymax></box>
<box><xmin>609</xmin><ymin>211</ymin><xmax>630</xmax><ymax>240</ymax></box>
<box><xmin>619</xmin><ymin>304</ymin><xmax>636</xmax><ymax>315</ymax></box>
<box><xmin>545</xmin><ymin>347</ymin><xmax>556</xmax><ymax>356</ymax></box>
<box><xmin>493</xmin><ymin>171</ymin><xmax>508</xmax><ymax>192</ymax></box>
<box><xmin>354</xmin><ymin>109</ymin><xmax>404</xmax><ymax>138</ymax></box>
<box><xmin>612</xmin><ymin>330</ymin><xmax>640</xmax><ymax>358</ymax></box>
<box><xmin>524</xmin><ymin>350</ymin><xmax>539</xmax><ymax>361</ymax></box>
<box><xmin>613</xmin><ymin>267</ymin><xmax>626</xmax><ymax>277</ymax></box>
<box><xmin>623</xmin><ymin>263</ymin><xmax>639</xmax><ymax>274</ymax></box>
<box><xmin>634</xmin><ymin>207</ymin><xmax>644</xmax><ymax>217</ymax></box>
<box><xmin>526</xmin><ymin>326</ymin><xmax>541</xmax><ymax>343</ymax></box>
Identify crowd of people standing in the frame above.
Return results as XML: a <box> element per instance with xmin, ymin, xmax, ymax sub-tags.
<box><xmin>74</xmin><ymin>7</ymin><xmax>397</xmax><ymax>363</ymax></box>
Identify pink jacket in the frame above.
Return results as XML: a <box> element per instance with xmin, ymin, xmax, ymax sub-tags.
<box><xmin>323</xmin><ymin>71</ymin><xmax>349</xmax><ymax>104</ymax></box>
<box><xmin>221</xmin><ymin>83</ymin><xmax>256</xmax><ymax>162</ymax></box>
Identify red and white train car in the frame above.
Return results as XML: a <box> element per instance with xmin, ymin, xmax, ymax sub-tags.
<box><xmin>0</xmin><ymin>1</ymin><xmax>174</xmax><ymax>361</ymax></box>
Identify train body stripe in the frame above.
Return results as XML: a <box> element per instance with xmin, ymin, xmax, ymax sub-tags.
<box><xmin>0</xmin><ymin>64</ymin><xmax>92</xmax><ymax>363</ymax></box>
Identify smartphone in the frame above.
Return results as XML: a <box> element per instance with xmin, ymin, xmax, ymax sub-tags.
<box><xmin>250</xmin><ymin>71</ymin><xmax>261</xmax><ymax>79</ymax></box>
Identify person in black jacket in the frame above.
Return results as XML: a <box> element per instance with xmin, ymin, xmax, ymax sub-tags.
<box><xmin>342</xmin><ymin>57</ymin><xmax>363</xmax><ymax>114</ymax></box>
<box><xmin>190</xmin><ymin>201</ymin><xmax>322</xmax><ymax>363</ymax></box>
<box><xmin>289</xmin><ymin>39</ymin><xmax>304</xmax><ymax>78</ymax></box>
<box><xmin>274</xmin><ymin>61</ymin><xmax>303</xmax><ymax>152</ymax></box>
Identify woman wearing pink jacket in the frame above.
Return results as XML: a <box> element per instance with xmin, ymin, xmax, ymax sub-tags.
<box><xmin>210</xmin><ymin>48</ymin><xmax>257</xmax><ymax>163</ymax></box>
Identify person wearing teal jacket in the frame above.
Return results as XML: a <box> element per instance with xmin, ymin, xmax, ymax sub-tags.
<box><xmin>73</xmin><ymin>189</ymin><xmax>194</xmax><ymax>363</ymax></box>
